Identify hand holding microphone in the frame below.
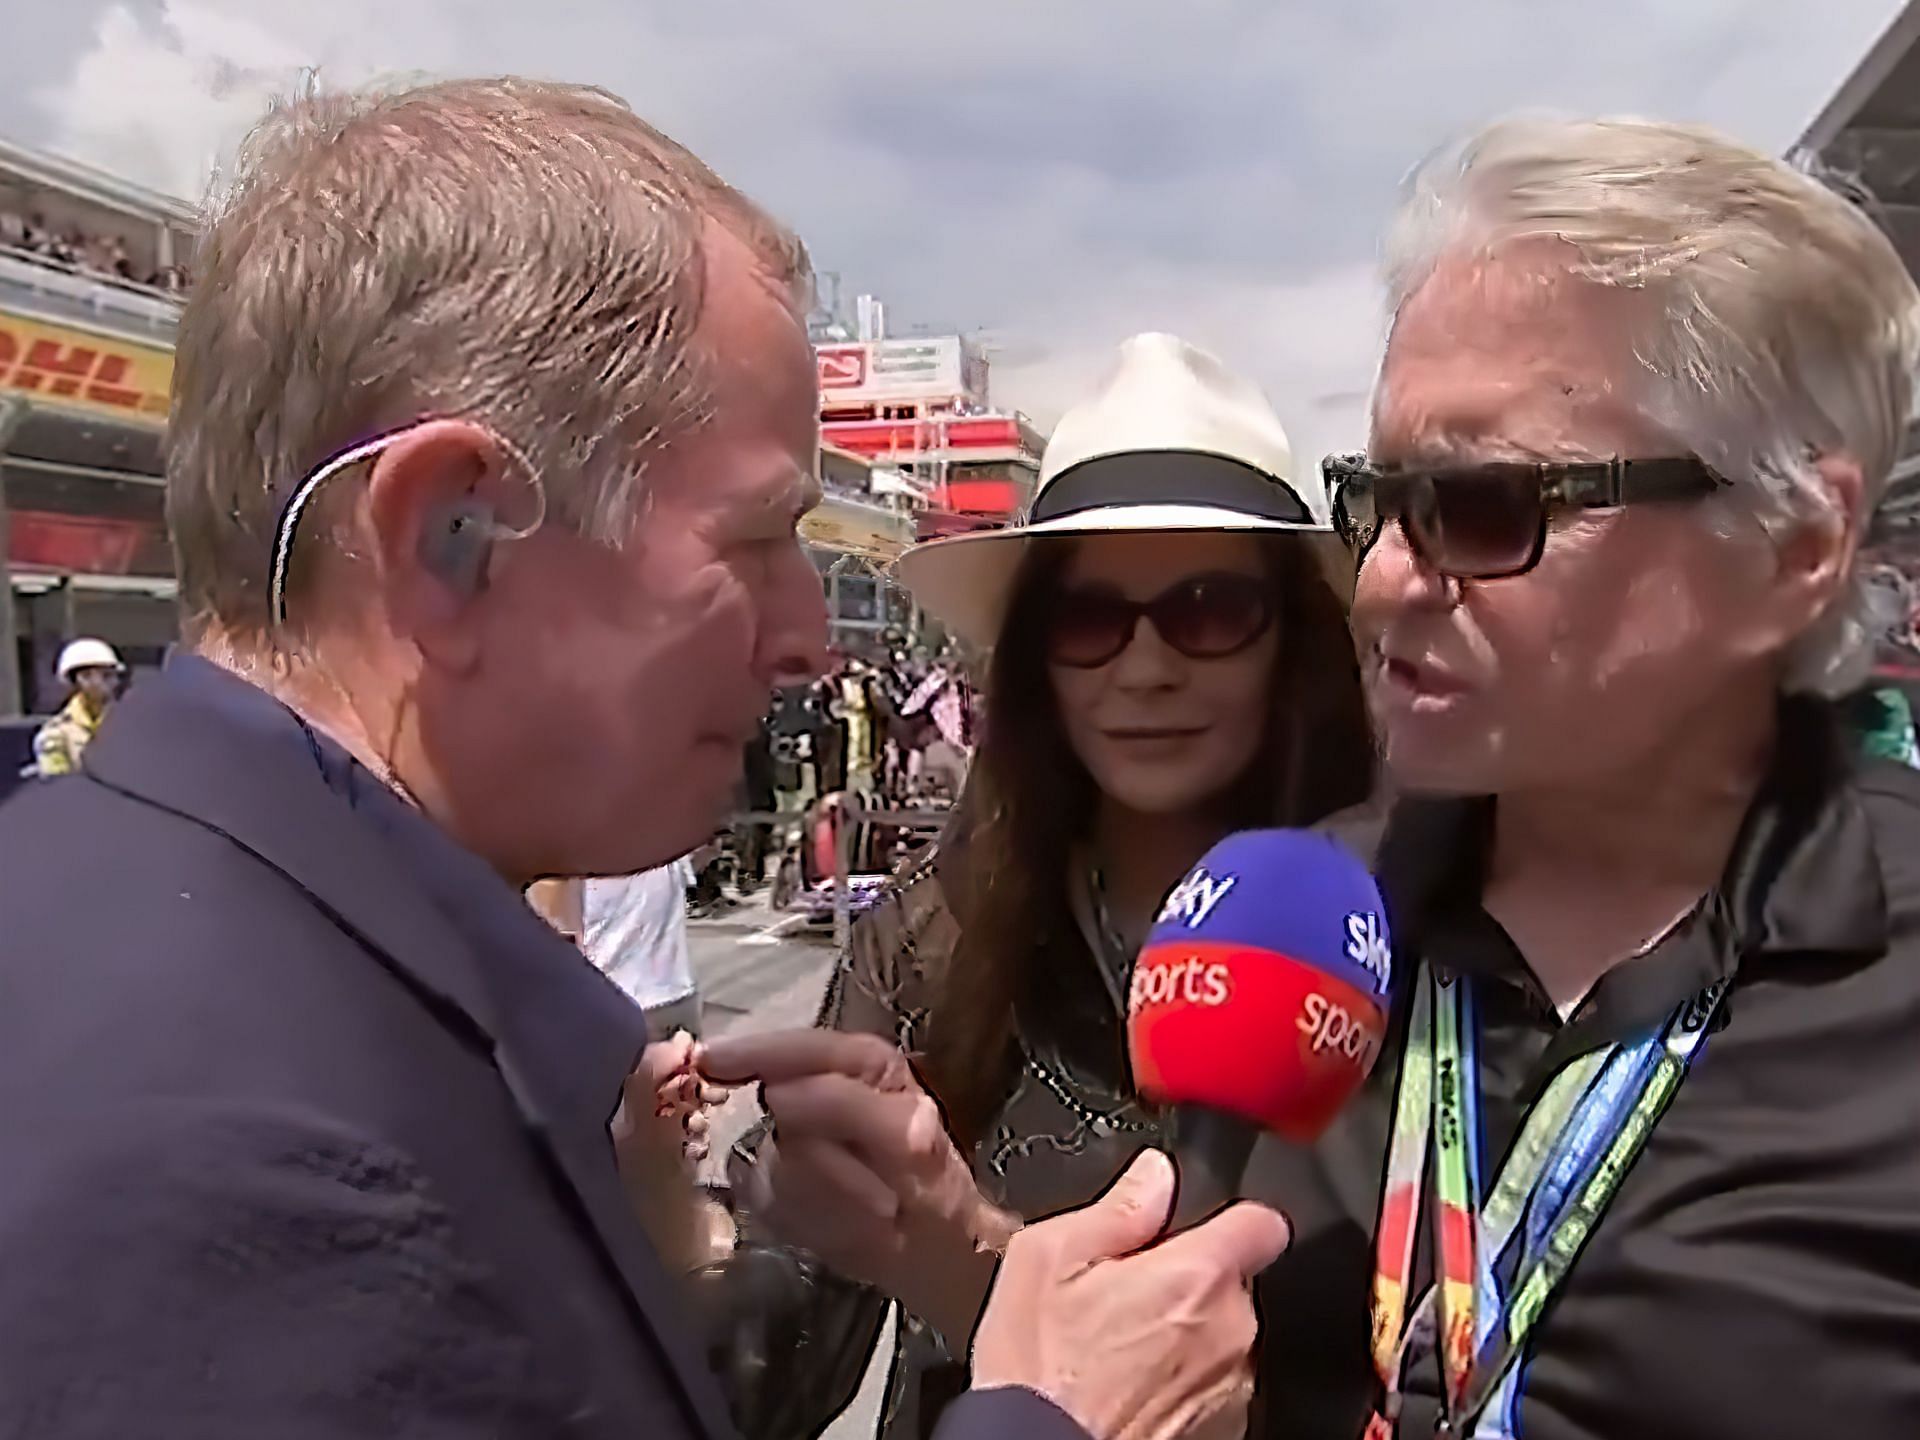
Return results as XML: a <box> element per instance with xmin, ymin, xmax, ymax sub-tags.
<box><xmin>971</xmin><ymin>1148</ymin><xmax>1288</xmax><ymax>1440</ymax></box>
<box><xmin>702</xmin><ymin>1029</ymin><xmax>1291</xmax><ymax>1440</ymax></box>
<box><xmin>1127</xmin><ymin>830</ymin><xmax>1393</xmax><ymax>1230</ymax></box>
<box><xmin>701</xmin><ymin>828</ymin><xmax>1390</xmax><ymax>1440</ymax></box>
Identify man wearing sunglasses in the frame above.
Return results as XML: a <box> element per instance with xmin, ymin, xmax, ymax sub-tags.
<box><xmin>1246</xmin><ymin>118</ymin><xmax>1920</xmax><ymax>1440</ymax></box>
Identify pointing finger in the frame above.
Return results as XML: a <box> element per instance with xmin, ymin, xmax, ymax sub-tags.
<box><xmin>699</xmin><ymin>1029</ymin><xmax>917</xmax><ymax>1090</ymax></box>
<box><xmin>761</xmin><ymin>1072</ymin><xmax>952</xmax><ymax>1173</ymax></box>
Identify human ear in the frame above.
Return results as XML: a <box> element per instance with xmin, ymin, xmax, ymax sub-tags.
<box><xmin>363</xmin><ymin>419</ymin><xmax>510</xmax><ymax>671</ymax></box>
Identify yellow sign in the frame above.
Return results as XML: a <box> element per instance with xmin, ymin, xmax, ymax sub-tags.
<box><xmin>802</xmin><ymin>493</ymin><xmax>913</xmax><ymax>561</ymax></box>
<box><xmin>0</xmin><ymin>310</ymin><xmax>172</xmax><ymax>427</ymax></box>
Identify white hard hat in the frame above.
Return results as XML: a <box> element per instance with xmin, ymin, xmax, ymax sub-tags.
<box><xmin>57</xmin><ymin>638</ymin><xmax>123</xmax><ymax>680</ymax></box>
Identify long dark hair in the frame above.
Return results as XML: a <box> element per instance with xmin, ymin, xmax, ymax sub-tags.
<box><xmin>920</xmin><ymin>532</ymin><xmax>1375</xmax><ymax>1147</ymax></box>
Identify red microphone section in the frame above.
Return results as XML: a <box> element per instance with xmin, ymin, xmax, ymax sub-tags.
<box><xmin>1126</xmin><ymin>830</ymin><xmax>1394</xmax><ymax>1226</ymax></box>
<box><xmin>1129</xmin><ymin>939</ymin><xmax>1388</xmax><ymax>1144</ymax></box>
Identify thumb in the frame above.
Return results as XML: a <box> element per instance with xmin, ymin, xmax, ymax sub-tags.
<box><xmin>1157</xmin><ymin>1199</ymin><xmax>1293</xmax><ymax>1281</ymax></box>
<box><xmin>1053</xmin><ymin>1148</ymin><xmax>1177</xmax><ymax>1267</ymax></box>
<box><xmin>636</xmin><ymin>1032</ymin><xmax>696</xmax><ymax>1090</ymax></box>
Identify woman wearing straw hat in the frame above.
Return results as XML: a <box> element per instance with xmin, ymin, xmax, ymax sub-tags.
<box><xmin>725</xmin><ymin>334</ymin><xmax>1373</xmax><ymax>1440</ymax></box>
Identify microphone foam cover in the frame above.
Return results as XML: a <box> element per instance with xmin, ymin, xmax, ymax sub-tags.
<box><xmin>1127</xmin><ymin>829</ymin><xmax>1393</xmax><ymax>1143</ymax></box>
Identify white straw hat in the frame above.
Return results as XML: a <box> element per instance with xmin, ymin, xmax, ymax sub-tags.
<box><xmin>890</xmin><ymin>332</ymin><xmax>1350</xmax><ymax>650</ymax></box>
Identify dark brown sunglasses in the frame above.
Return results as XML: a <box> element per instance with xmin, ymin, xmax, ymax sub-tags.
<box><xmin>1322</xmin><ymin>454</ymin><xmax>1728</xmax><ymax>580</ymax></box>
<box><xmin>1046</xmin><ymin>571</ymin><xmax>1275</xmax><ymax>669</ymax></box>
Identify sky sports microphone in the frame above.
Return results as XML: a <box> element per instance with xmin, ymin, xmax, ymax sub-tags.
<box><xmin>1127</xmin><ymin>829</ymin><xmax>1393</xmax><ymax>1231</ymax></box>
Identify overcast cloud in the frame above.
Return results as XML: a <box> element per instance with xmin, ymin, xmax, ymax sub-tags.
<box><xmin>0</xmin><ymin>0</ymin><xmax>1902</xmax><ymax>464</ymax></box>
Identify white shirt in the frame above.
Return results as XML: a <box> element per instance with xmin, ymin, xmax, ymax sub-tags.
<box><xmin>581</xmin><ymin>859</ymin><xmax>696</xmax><ymax>1010</ymax></box>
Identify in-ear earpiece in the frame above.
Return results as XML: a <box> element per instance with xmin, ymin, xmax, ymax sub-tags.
<box><xmin>420</xmin><ymin>497</ymin><xmax>496</xmax><ymax>598</ymax></box>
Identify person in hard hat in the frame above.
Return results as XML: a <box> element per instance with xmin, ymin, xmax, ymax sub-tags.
<box><xmin>32</xmin><ymin>638</ymin><xmax>122</xmax><ymax>777</ymax></box>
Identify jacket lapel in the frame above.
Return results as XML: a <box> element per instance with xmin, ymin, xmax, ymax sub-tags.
<box><xmin>83</xmin><ymin>660</ymin><xmax>734</xmax><ymax>1440</ymax></box>
<box><xmin>83</xmin><ymin>662</ymin><xmax>509</xmax><ymax>1049</ymax></box>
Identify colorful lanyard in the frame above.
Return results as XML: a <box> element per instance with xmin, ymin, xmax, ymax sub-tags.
<box><xmin>1369</xmin><ymin>966</ymin><xmax>1728</xmax><ymax>1438</ymax></box>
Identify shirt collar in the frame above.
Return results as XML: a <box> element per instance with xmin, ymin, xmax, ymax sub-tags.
<box><xmin>61</xmin><ymin>693</ymin><xmax>105</xmax><ymax>733</ymax></box>
<box><xmin>1375</xmin><ymin>696</ymin><xmax>1889</xmax><ymax>1060</ymax></box>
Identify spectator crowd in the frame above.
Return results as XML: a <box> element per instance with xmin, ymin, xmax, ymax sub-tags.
<box><xmin>0</xmin><ymin>207</ymin><xmax>189</xmax><ymax>292</ymax></box>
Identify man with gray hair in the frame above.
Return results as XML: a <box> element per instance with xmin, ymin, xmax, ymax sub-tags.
<box><xmin>0</xmin><ymin>79</ymin><xmax>1285</xmax><ymax>1440</ymax></box>
<box><xmin>1246</xmin><ymin>117</ymin><xmax>1920</xmax><ymax>1438</ymax></box>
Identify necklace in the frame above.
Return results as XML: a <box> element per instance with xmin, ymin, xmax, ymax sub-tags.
<box><xmin>1084</xmin><ymin>861</ymin><xmax>1138</xmax><ymax>1016</ymax></box>
<box><xmin>983</xmin><ymin>860</ymin><xmax>1159</xmax><ymax>1176</ymax></box>
<box><xmin>1026</xmin><ymin>1045</ymin><xmax>1156</xmax><ymax>1134</ymax></box>
<box><xmin>987</xmin><ymin>1040</ymin><xmax>1158</xmax><ymax>1176</ymax></box>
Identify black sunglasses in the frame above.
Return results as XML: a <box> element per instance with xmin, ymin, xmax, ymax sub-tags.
<box><xmin>1046</xmin><ymin>571</ymin><xmax>1275</xmax><ymax>669</ymax></box>
<box><xmin>1321</xmin><ymin>454</ymin><xmax>1728</xmax><ymax>580</ymax></box>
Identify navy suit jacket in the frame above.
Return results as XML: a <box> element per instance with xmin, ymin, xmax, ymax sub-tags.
<box><xmin>0</xmin><ymin>659</ymin><xmax>1081</xmax><ymax>1440</ymax></box>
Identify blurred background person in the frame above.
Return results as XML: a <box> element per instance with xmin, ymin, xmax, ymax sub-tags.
<box><xmin>31</xmin><ymin>637</ymin><xmax>123</xmax><ymax>778</ymax></box>
<box><xmin>836</xmin><ymin>654</ymin><xmax>884</xmax><ymax>800</ymax></box>
<box><xmin>812</xmin><ymin>658</ymin><xmax>849</xmax><ymax>796</ymax></box>
<box><xmin>735</xmin><ymin>719</ymin><xmax>779</xmax><ymax>895</ymax></box>
<box><xmin>1843</xmin><ymin>564</ymin><xmax>1920</xmax><ymax>764</ymax></box>
<box><xmin>584</xmin><ymin>859</ymin><xmax>704</xmax><ymax>1041</ymax></box>
<box><xmin>526</xmin><ymin>874</ymin><xmax>585</xmax><ymax>943</ymax></box>
<box><xmin>896</xmin><ymin>650</ymin><xmax>974</xmax><ymax>801</ymax></box>
<box><xmin>721</xmin><ymin>332</ymin><xmax>1374</xmax><ymax>1440</ymax></box>
<box><xmin>1842</xmin><ymin>680</ymin><xmax>1920</xmax><ymax>764</ymax></box>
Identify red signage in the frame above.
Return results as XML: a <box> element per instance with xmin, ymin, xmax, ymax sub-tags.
<box><xmin>814</xmin><ymin>337</ymin><xmax>974</xmax><ymax>405</ymax></box>
<box><xmin>817</xmin><ymin>345</ymin><xmax>869</xmax><ymax>390</ymax></box>
<box><xmin>820</xmin><ymin>415</ymin><xmax>1031</xmax><ymax>460</ymax></box>
<box><xmin>937</xmin><ymin>479</ymin><xmax>1023</xmax><ymax>518</ymax></box>
<box><xmin>8</xmin><ymin>511</ymin><xmax>156</xmax><ymax>574</ymax></box>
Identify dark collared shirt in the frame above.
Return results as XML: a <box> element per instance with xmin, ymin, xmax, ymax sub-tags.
<box><xmin>1251</xmin><ymin>699</ymin><xmax>1920</xmax><ymax>1440</ymax></box>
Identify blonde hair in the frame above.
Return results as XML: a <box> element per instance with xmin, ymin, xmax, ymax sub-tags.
<box><xmin>1382</xmin><ymin>115</ymin><xmax>1920</xmax><ymax>696</ymax></box>
<box><xmin>167</xmin><ymin>75</ymin><xmax>810</xmax><ymax>644</ymax></box>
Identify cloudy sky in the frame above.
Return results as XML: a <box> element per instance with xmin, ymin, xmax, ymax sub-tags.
<box><xmin>0</xmin><ymin>0</ymin><xmax>1903</xmax><ymax>463</ymax></box>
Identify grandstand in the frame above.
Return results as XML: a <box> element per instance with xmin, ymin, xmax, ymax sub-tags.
<box><xmin>0</xmin><ymin>139</ymin><xmax>194</xmax><ymax>716</ymax></box>
<box><xmin>1803</xmin><ymin>0</ymin><xmax>1920</xmax><ymax>513</ymax></box>
<box><xmin>0</xmin><ymin>141</ymin><xmax>930</xmax><ymax>716</ymax></box>
<box><xmin>1802</xmin><ymin>0</ymin><xmax>1920</xmax><ymax>676</ymax></box>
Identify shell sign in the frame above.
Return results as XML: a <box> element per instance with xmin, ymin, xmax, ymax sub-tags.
<box><xmin>0</xmin><ymin>312</ymin><xmax>172</xmax><ymax>426</ymax></box>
